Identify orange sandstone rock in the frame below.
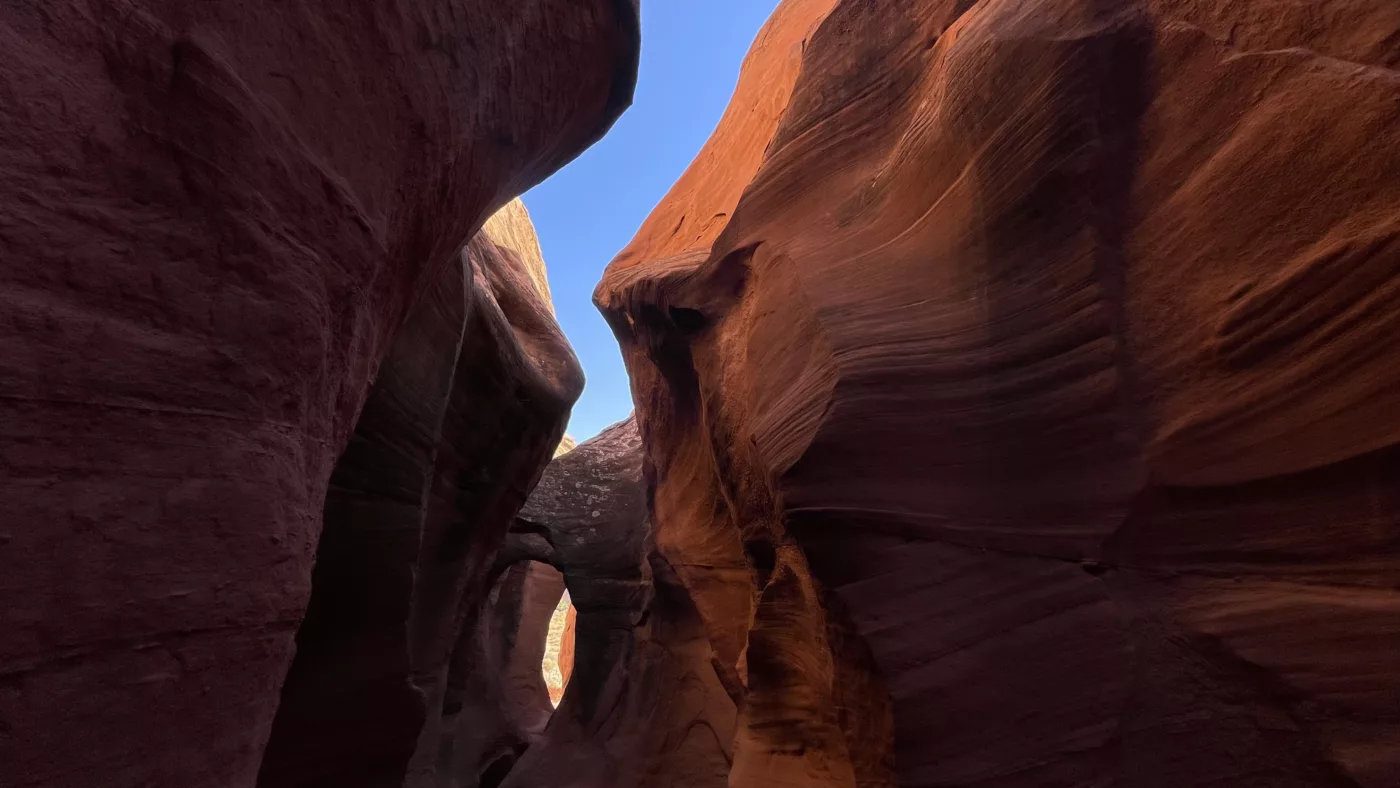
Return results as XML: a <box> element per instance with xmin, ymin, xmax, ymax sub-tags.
<box><xmin>597</xmin><ymin>0</ymin><xmax>1400</xmax><ymax>786</ymax></box>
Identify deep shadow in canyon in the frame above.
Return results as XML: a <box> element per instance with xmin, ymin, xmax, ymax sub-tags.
<box><xmin>3</xmin><ymin>1</ymin><xmax>1400</xmax><ymax>788</ymax></box>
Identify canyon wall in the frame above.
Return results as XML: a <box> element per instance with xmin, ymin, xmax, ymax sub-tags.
<box><xmin>596</xmin><ymin>0</ymin><xmax>1400</xmax><ymax>786</ymax></box>
<box><xmin>0</xmin><ymin>2</ymin><xmax>639</xmax><ymax>787</ymax></box>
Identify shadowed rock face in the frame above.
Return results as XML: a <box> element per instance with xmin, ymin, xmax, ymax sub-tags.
<box><xmin>597</xmin><ymin>0</ymin><xmax>1400</xmax><ymax>786</ymax></box>
<box><xmin>0</xmin><ymin>3</ymin><xmax>638</xmax><ymax>787</ymax></box>
<box><xmin>257</xmin><ymin>216</ymin><xmax>585</xmax><ymax>788</ymax></box>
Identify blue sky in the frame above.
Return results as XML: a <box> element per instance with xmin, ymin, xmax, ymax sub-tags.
<box><xmin>524</xmin><ymin>1</ymin><xmax>782</xmax><ymax>442</ymax></box>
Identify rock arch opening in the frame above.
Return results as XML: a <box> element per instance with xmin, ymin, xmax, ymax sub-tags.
<box><xmin>429</xmin><ymin>557</ymin><xmax>570</xmax><ymax>787</ymax></box>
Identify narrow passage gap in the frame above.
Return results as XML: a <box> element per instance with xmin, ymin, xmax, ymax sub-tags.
<box><xmin>541</xmin><ymin>590</ymin><xmax>575</xmax><ymax>707</ymax></box>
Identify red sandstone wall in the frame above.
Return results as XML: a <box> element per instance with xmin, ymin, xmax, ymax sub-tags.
<box><xmin>0</xmin><ymin>3</ymin><xmax>638</xmax><ymax>786</ymax></box>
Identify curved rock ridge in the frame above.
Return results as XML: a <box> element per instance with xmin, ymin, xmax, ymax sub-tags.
<box><xmin>0</xmin><ymin>3</ymin><xmax>639</xmax><ymax>787</ymax></box>
<box><xmin>607</xmin><ymin>0</ymin><xmax>838</xmax><ymax>277</ymax></box>
<box><xmin>596</xmin><ymin>0</ymin><xmax>1400</xmax><ymax>786</ymax></box>
<box><xmin>483</xmin><ymin>198</ymin><xmax>556</xmax><ymax>312</ymax></box>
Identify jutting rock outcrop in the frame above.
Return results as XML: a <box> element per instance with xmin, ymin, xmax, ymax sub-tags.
<box><xmin>0</xmin><ymin>3</ymin><xmax>639</xmax><ymax>787</ymax></box>
<box><xmin>597</xmin><ymin>0</ymin><xmax>1400</xmax><ymax>786</ymax></box>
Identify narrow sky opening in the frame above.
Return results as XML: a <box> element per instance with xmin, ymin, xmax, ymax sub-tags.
<box><xmin>524</xmin><ymin>1</ymin><xmax>784</xmax><ymax>442</ymax></box>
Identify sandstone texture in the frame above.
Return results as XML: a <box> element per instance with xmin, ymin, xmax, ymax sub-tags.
<box><xmin>596</xmin><ymin>1</ymin><xmax>1400</xmax><ymax>786</ymax></box>
<box><xmin>0</xmin><ymin>3</ymin><xmax>638</xmax><ymax>787</ymax></box>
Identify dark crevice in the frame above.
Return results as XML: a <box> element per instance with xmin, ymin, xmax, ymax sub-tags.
<box><xmin>668</xmin><ymin>305</ymin><xmax>707</xmax><ymax>334</ymax></box>
<box><xmin>478</xmin><ymin>744</ymin><xmax>528</xmax><ymax>788</ymax></box>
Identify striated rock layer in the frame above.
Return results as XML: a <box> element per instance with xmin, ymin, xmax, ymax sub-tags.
<box><xmin>597</xmin><ymin>0</ymin><xmax>1400</xmax><ymax>786</ymax></box>
<box><xmin>0</xmin><ymin>3</ymin><xmax>639</xmax><ymax>787</ymax></box>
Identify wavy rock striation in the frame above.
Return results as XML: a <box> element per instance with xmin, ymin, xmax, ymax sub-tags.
<box><xmin>597</xmin><ymin>0</ymin><xmax>1400</xmax><ymax>786</ymax></box>
<box><xmin>0</xmin><ymin>3</ymin><xmax>638</xmax><ymax>787</ymax></box>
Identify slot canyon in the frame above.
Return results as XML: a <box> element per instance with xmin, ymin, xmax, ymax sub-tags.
<box><xmin>2</xmin><ymin>1</ymin><xmax>1399</xmax><ymax>787</ymax></box>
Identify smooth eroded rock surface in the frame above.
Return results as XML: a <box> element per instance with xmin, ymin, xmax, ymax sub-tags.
<box><xmin>596</xmin><ymin>0</ymin><xmax>1400</xmax><ymax>786</ymax></box>
<box><xmin>0</xmin><ymin>3</ymin><xmax>638</xmax><ymax>786</ymax></box>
